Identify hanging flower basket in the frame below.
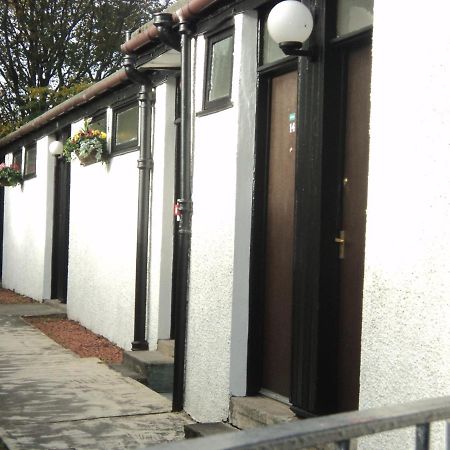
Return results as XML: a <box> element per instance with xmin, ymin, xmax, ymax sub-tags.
<box><xmin>63</xmin><ymin>119</ymin><xmax>107</xmax><ymax>166</ymax></box>
<box><xmin>0</xmin><ymin>163</ymin><xmax>22</xmax><ymax>187</ymax></box>
<box><xmin>75</xmin><ymin>150</ymin><xmax>101</xmax><ymax>166</ymax></box>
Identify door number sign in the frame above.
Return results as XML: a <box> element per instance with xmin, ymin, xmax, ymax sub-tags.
<box><xmin>289</xmin><ymin>112</ymin><xmax>296</xmax><ymax>134</ymax></box>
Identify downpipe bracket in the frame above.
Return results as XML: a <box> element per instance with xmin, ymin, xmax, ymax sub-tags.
<box><xmin>137</xmin><ymin>158</ymin><xmax>154</xmax><ymax>170</ymax></box>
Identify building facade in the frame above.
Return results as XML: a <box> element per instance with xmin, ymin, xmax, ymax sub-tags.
<box><xmin>1</xmin><ymin>0</ymin><xmax>449</xmax><ymax>447</ymax></box>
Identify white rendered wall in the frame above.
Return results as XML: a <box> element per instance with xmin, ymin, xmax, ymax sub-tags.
<box><xmin>67</xmin><ymin>121</ymin><xmax>138</xmax><ymax>350</ymax></box>
<box><xmin>359</xmin><ymin>1</ymin><xmax>450</xmax><ymax>448</ymax></box>
<box><xmin>147</xmin><ymin>80</ymin><xmax>177</xmax><ymax>350</ymax></box>
<box><xmin>2</xmin><ymin>136</ymin><xmax>55</xmax><ymax>300</ymax></box>
<box><xmin>184</xmin><ymin>13</ymin><xmax>257</xmax><ymax>422</ymax></box>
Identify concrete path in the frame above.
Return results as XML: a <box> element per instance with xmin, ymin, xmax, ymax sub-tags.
<box><xmin>0</xmin><ymin>303</ymin><xmax>193</xmax><ymax>450</ymax></box>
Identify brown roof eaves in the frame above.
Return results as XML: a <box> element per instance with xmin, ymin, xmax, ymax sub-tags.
<box><xmin>0</xmin><ymin>69</ymin><xmax>128</xmax><ymax>150</ymax></box>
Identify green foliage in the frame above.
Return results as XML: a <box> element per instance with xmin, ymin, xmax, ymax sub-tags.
<box><xmin>0</xmin><ymin>0</ymin><xmax>172</xmax><ymax>138</ymax></box>
<box><xmin>0</xmin><ymin>120</ymin><xmax>22</xmax><ymax>138</ymax></box>
<box><xmin>0</xmin><ymin>162</ymin><xmax>23</xmax><ymax>186</ymax></box>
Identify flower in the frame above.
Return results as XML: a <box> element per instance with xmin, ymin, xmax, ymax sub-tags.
<box><xmin>0</xmin><ymin>163</ymin><xmax>22</xmax><ymax>187</ymax></box>
<box><xmin>63</xmin><ymin>119</ymin><xmax>107</xmax><ymax>165</ymax></box>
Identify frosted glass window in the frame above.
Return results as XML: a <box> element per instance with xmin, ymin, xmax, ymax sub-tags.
<box><xmin>24</xmin><ymin>145</ymin><xmax>36</xmax><ymax>178</ymax></box>
<box><xmin>12</xmin><ymin>149</ymin><xmax>22</xmax><ymax>172</ymax></box>
<box><xmin>115</xmin><ymin>105</ymin><xmax>138</xmax><ymax>146</ymax></box>
<box><xmin>91</xmin><ymin>115</ymin><xmax>106</xmax><ymax>133</ymax></box>
<box><xmin>337</xmin><ymin>0</ymin><xmax>373</xmax><ymax>37</ymax></box>
<box><xmin>207</xmin><ymin>34</ymin><xmax>234</xmax><ymax>102</ymax></box>
<box><xmin>263</xmin><ymin>19</ymin><xmax>285</xmax><ymax>64</ymax></box>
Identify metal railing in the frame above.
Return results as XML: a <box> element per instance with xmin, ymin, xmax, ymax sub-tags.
<box><xmin>147</xmin><ymin>396</ymin><xmax>450</xmax><ymax>450</ymax></box>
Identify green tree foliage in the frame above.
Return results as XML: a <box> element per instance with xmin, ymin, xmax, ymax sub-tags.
<box><xmin>0</xmin><ymin>0</ymin><xmax>171</xmax><ymax>137</ymax></box>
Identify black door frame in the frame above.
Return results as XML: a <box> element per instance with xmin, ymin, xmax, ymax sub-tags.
<box><xmin>290</xmin><ymin>9</ymin><xmax>373</xmax><ymax>417</ymax></box>
<box><xmin>291</xmin><ymin>17</ymin><xmax>374</xmax><ymax>417</ymax></box>
<box><xmin>51</xmin><ymin>129</ymin><xmax>71</xmax><ymax>303</ymax></box>
<box><xmin>247</xmin><ymin>0</ymin><xmax>329</xmax><ymax>415</ymax></box>
<box><xmin>247</xmin><ymin>0</ymin><xmax>373</xmax><ymax>417</ymax></box>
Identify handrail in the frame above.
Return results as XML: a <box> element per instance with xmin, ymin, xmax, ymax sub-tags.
<box><xmin>147</xmin><ymin>396</ymin><xmax>450</xmax><ymax>450</ymax></box>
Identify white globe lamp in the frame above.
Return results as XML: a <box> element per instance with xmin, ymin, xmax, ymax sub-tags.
<box><xmin>267</xmin><ymin>1</ymin><xmax>315</xmax><ymax>58</ymax></box>
<box><xmin>49</xmin><ymin>140</ymin><xmax>64</xmax><ymax>156</ymax></box>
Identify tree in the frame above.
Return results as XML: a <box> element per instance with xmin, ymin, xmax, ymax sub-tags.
<box><xmin>0</xmin><ymin>0</ymin><xmax>171</xmax><ymax>136</ymax></box>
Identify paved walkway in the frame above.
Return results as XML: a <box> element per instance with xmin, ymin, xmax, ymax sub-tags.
<box><xmin>0</xmin><ymin>303</ymin><xmax>193</xmax><ymax>450</ymax></box>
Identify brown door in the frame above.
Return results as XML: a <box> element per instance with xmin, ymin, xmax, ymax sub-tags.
<box><xmin>336</xmin><ymin>43</ymin><xmax>372</xmax><ymax>411</ymax></box>
<box><xmin>262</xmin><ymin>70</ymin><xmax>298</xmax><ymax>398</ymax></box>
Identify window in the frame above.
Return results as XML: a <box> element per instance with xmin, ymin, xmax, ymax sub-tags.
<box><xmin>24</xmin><ymin>144</ymin><xmax>36</xmax><ymax>179</ymax></box>
<box><xmin>112</xmin><ymin>102</ymin><xmax>139</xmax><ymax>155</ymax></box>
<box><xmin>12</xmin><ymin>148</ymin><xmax>22</xmax><ymax>172</ymax></box>
<box><xmin>90</xmin><ymin>113</ymin><xmax>107</xmax><ymax>133</ymax></box>
<box><xmin>337</xmin><ymin>0</ymin><xmax>373</xmax><ymax>37</ymax></box>
<box><xmin>202</xmin><ymin>27</ymin><xmax>234</xmax><ymax>113</ymax></box>
<box><xmin>262</xmin><ymin>15</ymin><xmax>286</xmax><ymax>65</ymax></box>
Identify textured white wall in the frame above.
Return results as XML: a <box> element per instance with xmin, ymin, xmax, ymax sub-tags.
<box><xmin>2</xmin><ymin>136</ymin><xmax>55</xmax><ymax>300</ymax></box>
<box><xmin>359</xmin><ymin>1</ymin><xmax>450</xmax><ymax>448</ymax></box>
<box><xmin>147</xmin><ymin>80</ymin><xmax>177</xmax><ymax>350</ymax></box>
<box><xmin>229</xmin><ymin>11</ymin><xmax>257</xmax><ymax>397</ymax></box>
<box><xmin>67</xmin><ymin>121</ymin><xmax>139</xmax><ymax>350</ymax></box>
<box><xmin>184</xmin><ymin>13</ymin><xmax>257</xmax><ymax>422</ymax></box>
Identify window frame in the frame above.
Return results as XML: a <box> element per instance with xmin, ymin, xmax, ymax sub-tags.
<box><xmin>23</xmin><ymin>144</ymin><xmax>37</xmax><ymax>180</ymax></box>
<box><xmin>90</xmin><ymin>111</ymin><xmax>107</xmax><ymax>134</ymax></box>
<box><xmin>201</xmin><ymin>26</ymin><xmax>235</xmax><ymax>115</ymax></box>
<box><xmin>111</xmin><ymin>100</ymin><xmax>139</xmax><ymax>157</ymax></box>
<box><xmin>12</xmin><ymin>148</ymin><xmax>23</xmax><ymax>173</ymax></box>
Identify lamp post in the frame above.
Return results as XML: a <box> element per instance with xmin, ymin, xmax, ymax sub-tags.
<box><xmin>267</xmin><ymin>0</ymin><xmax>315</xmax><ymax>59</ymax></box>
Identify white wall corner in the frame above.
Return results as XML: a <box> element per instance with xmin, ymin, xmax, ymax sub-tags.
<box><xmin>148</xmin><ymin>79</ymin><xmax>177</xmax><ymax>349</ymax></box>
<box><xmin>230</xmin><ymin>11</ymin><xmax>258</xmax><ymax>396</ymax></box>
<box><xmin>183</xmin><ymin>12</ymin><xmax>256</xmax><ymax>422</ymax></box>
<box><xmin>359</xmin><ymin>2</ymin><xmax>450</xmax><ymax>448</ymax></box>
<box><xmin>2</xmin><ymin>136</ymin><xmax>55</xmax><ymax>300</ymax></box>
<box><xmin>41</xmin><ymin>135</ymin><xmax>56</xmax><ymax>299</ymax></box>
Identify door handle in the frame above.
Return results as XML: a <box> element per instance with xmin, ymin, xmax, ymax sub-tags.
<box><xmin>334</xmin><ymin>230</ymin><xmax>345</xmax><ymax>259</ymax></box>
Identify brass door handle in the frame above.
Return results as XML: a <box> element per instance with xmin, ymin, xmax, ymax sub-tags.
<box><xmin>335</xmin><ymin>230</ymin><xmax>345</xmax><ymax>259</ymax></box>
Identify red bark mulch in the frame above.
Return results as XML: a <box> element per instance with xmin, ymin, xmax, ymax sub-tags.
<box><xmin>0</xmin><ymin>288</ymin><xmax>123</xmax><ymax>364</ymax></box>
<box><xmin>23</xmin><ymin>316</ymin><xmax>123</xmax><ymax>364</ymax></box>
<box><xmin>0</xmin><ymin>288</ymin><xmax>35</xmax><ymax>304</ymax></box>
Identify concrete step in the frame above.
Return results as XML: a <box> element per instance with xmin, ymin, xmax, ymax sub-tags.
<box><xmin>42</xmin><ymin>299</ymin><xmax>67</xmax><ymax>315</ymax></box>
<box><xmin>229</xmin><ymin>395</ymin><xmax>299</xmax><ymax>429</ymax></box>
<box><xmin>123</xmin><ymin>350</ymin><xmax>173</xmax><ymax>393</ymax></box>
<box><xmin>157</xmin><ymin>339</ymin><xmax>175</xmax><ymax>358</ymax></box>
<box><xmin>184</xmin><ymin>422</ymin><xmax>238</xmax><ymax>439</ymax></box>
<box><xmin>108</xmin><ymin>362</ymin><xmax>148</xmax><ymax>386</ymax></box>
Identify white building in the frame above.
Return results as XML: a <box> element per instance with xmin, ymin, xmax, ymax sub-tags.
<box><xmin>0</xmin><ymin>0</ymin><xmax>449</xmax><ymax>447</ymax></box>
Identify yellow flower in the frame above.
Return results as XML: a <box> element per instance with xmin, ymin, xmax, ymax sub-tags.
<box><xmin>100</xmin><ymin>132</ymin><xmax>107</xmax><ymax>139</ymax></box>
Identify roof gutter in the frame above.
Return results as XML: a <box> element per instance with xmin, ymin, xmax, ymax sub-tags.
<box><xmin>0</xmin><ymin>69</ymin><xmax>129</xmax><ymax>149</ymax></box>
<box><xmin>120</xmin><ymin>0</ymin><xmax>221</xmax><ymax>54</ymax></box>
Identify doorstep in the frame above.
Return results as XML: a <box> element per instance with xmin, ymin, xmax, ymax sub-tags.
<box><xmin>184</xmin><ymin>422</ymin><xmax>238</xmax><ymax>439</ymax></box>
<box><xmin>42</xmin><ymin>299</ymin><xmax>67</xmax><ymax>315</ymax></box>
<box><xmin>123</xmin><ymin>343</ymin><xmax>174</xmax><ymax>394</ymax></box>
<box><xmin>229</xmin><ymin>395</ymin><xmax>299</xmax><ymax>430</ymax></box>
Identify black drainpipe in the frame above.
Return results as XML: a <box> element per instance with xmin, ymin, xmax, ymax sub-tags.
<box><xmin>123</xmin><ymin>31</ymin><xmax>154</xmax><ymax>351</ymax></box>
<box><xmin>146</xmin><ymin>13</ymin><xmax>193</xmax><ymax>410</ymax></box>
<box><xmin>167</xmin><ymin>19</ymin><xmax>193</xmax><ymax>412</ymax></box>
